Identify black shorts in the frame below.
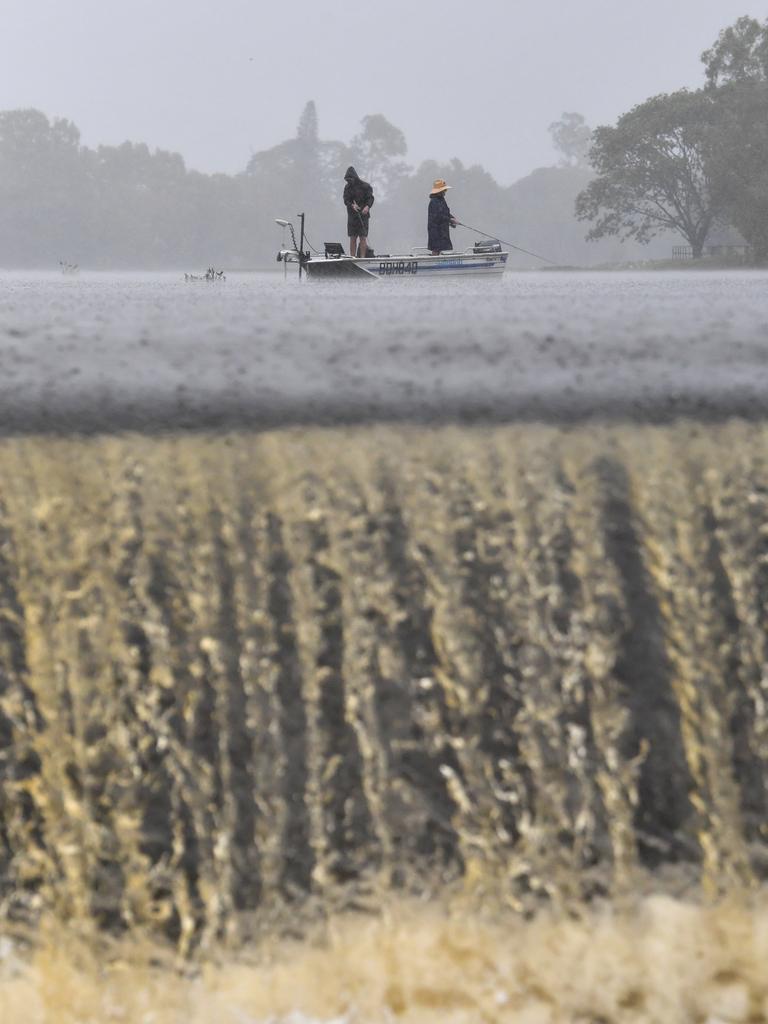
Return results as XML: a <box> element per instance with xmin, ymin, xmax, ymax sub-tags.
<box><xmin>347</xmin><ymin>210</ymin><xmax>370</xmax><ymax>237</ymax></box>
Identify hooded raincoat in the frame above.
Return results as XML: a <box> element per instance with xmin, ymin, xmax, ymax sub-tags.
<box><xmin>343</xmin><ymin>166</ymin><xmax>374</xmax><ymax>237</ymax></box>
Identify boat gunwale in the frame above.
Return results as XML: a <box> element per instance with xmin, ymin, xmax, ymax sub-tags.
<box><xmin>322</xmin><ymin>248</ymin><xmax>508</xmax><ymax>264</ymax></box>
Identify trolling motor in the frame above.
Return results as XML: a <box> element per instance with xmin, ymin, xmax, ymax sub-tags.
<box><xmin>275</xmin><ymin>215</ymin><xmax>310</xmax><ymax>279</ymax></box>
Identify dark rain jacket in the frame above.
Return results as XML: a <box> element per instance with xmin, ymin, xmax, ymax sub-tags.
<box><xmin>343</xmin><ymin>166</ymin><xmax>374</xmax><ymax>235</ymax></box>
<box><xmin>428</xmin><ymin>193</ymin><xmax>453</xmax><ymax>252</ymax></box>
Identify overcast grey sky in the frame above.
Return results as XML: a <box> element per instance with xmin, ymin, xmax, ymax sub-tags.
<box><xmin>0</xmin><ymin>1</ymin><xmax>763</xmax><ymax>184</ymax></box>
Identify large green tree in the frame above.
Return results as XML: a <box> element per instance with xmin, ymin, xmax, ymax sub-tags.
<box><xmin>700</xmin><ymin>16</ymin><xmax>768</xmax><ymax>262</ymax></box>
<box><xmin>549</xmin><ymin>112</ymin><xmax>592</xmax><ymax>168</ymax></box>
<box><xmin>246</xmin><ymin>100</ymin><xmax>321</xmax><ymax>200</ymax></box>
<box><xmin>246</xmin><ymin>99</ymin><xmax>352</xmax><ymax>221</ymax></box>
<box><xmin>576</xmin><ymin>90</ymin><xmax>724</xmax><ymax>258</ymax></box>
<box><xmin>708</xmin><ymin>81</ymin><xmax>768</xmax><ymax>262</ymax></box>
<box><xmin>349</xmin><ymin>114</ymin><xmax>409</xmax><ymax>200</ymax></box>
<box><xmin>702</xmin><ymin>15</ymin><xmax>768</xmax><ymax>86</ymax></box>
<box><xmin>0</xmin><ymin>109</ymin><xmax>86</xmax><ymax>264</ymax></box>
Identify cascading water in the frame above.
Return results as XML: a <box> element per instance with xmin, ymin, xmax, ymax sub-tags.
<box><xmin>2</xmin><ymin>421</ymin><xmax>768</xmax><ymax>1021</ymax></box>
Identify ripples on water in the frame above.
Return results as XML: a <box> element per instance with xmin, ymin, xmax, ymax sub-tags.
<box><xmin>2</xmin><ymin>272</ymin><xmax>768</xmax><ymax>1022</ymax></box>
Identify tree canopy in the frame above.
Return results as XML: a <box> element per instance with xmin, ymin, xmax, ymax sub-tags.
<box><xmin>349</xmin><ymin>114</ymin><xmax>408</xmax><ymax>200</ymax></box>
<box><xmin>549</xmin><ymin>113</ymin><xmax>592</xmax><ymax>168</ymax></box>
<box><xmin>708</xmin><ymin>80</ymin><xmax>768</xmax><ymax>261</ymax></box>
<box><xmin>700</xmin><ymin>16</ymin><xmax>768</xmax><ymax>260</ymax></box>
<box><xmin>0</xmin><ymin>100</ymin><xmax>673</xmax><ymax>269</ymax></box>
<box><xmin>701</xmin><ymin>15</ymin><xmax>768</xmax><ymax>87</ymax></box>
<box><xmin>576</xmin><ymin>90</ymin><xmax>723</xmax><ymax>258</ymax></box>
<box><xmin>576</xmin><ymin>15</ymin><xmax>768</xmax><ymax>263</ymax></box>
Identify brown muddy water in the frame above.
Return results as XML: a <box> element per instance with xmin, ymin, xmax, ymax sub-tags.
<box><xmin>1</xmin><ymin>423</ymin><xmax>768</xmax><ymax>1022</ymax></box>
<box><xmin>2</xmin><ymin>272</ymin><xmax>768</xmax><ymax>1022</ymax></box>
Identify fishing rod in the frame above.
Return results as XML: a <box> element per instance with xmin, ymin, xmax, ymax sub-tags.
<box><xmin>455</xmin><ymin>221</ymin><xmax>559</xmax><ymax>266</ymax></box>
<box><xmin>353</xmin><ymin>204</ymin><xmax>371</xmax><ymax>255</ymax></box>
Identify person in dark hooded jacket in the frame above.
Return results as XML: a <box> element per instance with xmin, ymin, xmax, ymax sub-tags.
<box><xmin>343</xmin><ymin>166</ymin><xmax>374</xmax><ymax>257</ymax></box>
<box><xmin>427</xmin><ymin>178</ymin><xmax>457</xmax><ymax>254</ymax></box>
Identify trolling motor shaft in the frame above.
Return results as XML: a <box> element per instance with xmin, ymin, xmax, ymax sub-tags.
<box><xmin>275</xmin><ymin>216</ymin><xmax>310</xmax><ymax>275</ymax></box>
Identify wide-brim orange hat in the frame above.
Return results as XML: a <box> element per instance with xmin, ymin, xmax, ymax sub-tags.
<box><xmin>430</xmin><ymin>179</ymin><xmax>452</xmax><ymax>195</ymax></box>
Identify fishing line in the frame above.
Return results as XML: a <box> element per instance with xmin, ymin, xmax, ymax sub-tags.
<box><xmin>455</xmin><ymin>222</ymin><xmax>559</xmax><ymax>265</ymax></box>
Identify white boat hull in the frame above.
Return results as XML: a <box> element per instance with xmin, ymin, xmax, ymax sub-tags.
<box><xmin>279</xmin><ymin>248</ymin><xmax>508</xmax><ymax>281</ymax></box>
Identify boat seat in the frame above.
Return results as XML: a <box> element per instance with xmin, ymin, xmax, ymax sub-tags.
<box><xmin>324</xmin><ymin>242</ymin><xmax>345</xmax><ymax>259</ymax></box>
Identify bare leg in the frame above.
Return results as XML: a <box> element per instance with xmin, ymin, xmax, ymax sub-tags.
<box><xmin>349</xmin><ymin>237</ymin><xmax>358</xmax><ymax>257</ymax></box>
<box><xmin>358</xmin><ymin>237</ymin><xmax>368</xmax><ymax>258</ymax></box>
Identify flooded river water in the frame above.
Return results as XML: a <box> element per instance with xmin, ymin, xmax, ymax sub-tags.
<box><xmin>1</xmin><ymin>269</ymin><xmax>768</xmax><ymax>429</ymax></box>
<box><xmin>1</xmin><ymin>270</ymin><xmax>768</xmax><ymax>1022</ymax></box>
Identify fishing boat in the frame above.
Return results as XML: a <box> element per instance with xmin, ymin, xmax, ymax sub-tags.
<box><xmin>275</xmin><ymin>218</ymin><xmax>509</xmax><ymax>281</ymax></box>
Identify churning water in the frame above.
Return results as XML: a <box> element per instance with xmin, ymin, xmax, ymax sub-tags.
<box><xmin>2</xmin><ymin>270</ymin><xmax>768</xmax><ymax>1022</ymax></box>
<box><xmin>2</xmin><ymin>269</ymin><xmax>768</xmax><ymax>429</ymax></box>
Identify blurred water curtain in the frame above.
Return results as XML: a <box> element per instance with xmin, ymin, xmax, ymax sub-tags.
<box><xmin>0</xmin><ymin>422</ymin><xmax>767</xmax><ymax>952</ymax></box>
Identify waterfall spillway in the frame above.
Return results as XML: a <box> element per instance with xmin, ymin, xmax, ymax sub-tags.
<box><xmin>1</xmin><ymin>421</ymin><xmax>767</xmax><ymax>951</ymax></box>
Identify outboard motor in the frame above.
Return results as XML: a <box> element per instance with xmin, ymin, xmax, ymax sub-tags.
<box><xmin>473</xmin><ymin>239</ymin><xmax>502</xmax><ymax>253</ymax></box>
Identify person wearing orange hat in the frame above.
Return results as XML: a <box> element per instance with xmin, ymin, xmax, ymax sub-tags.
<box><xmin>427</xmin><ymin>179</ymin><xmax>457</xmax><ymax>255</ymax></box>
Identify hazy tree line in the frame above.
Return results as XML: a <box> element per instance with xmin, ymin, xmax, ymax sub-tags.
<box><xmin>1</xmin><ymin>14</ymin><xmax>762</xmax><ymax>269</ymax></box>
<box><xmin>577</xmin><ymin>15</ymin><xmax>768</xmax><ymax>261</ymax></box>
<box><xmin>0</xmin><ymin>109</ymin><xmax>262</xmax><ymax>269</ymax></box>
<box><xmin>0</xmin><ymin>99</ymin><xmax>636</xmax><ymax>269</ymax></box>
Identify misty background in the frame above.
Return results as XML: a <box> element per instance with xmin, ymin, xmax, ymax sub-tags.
<box><xmin>0</xmin><ymin>0</ymin><xmax>764</xmax><ymax>268</ymax></box>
